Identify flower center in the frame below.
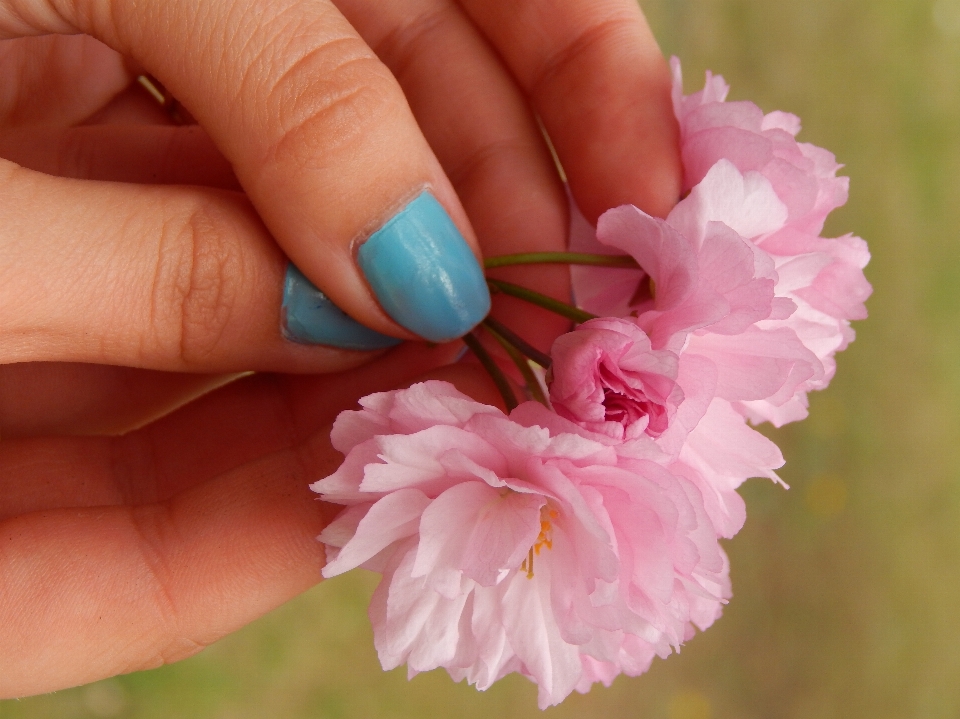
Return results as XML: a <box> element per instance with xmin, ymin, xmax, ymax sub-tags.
<box><xmin>520</xmin><ymin>506</ymin><xmax>559</xmax><ymax>579</ymax></box>
<box><xmin>602</xmin><ymin>387</ymin><xmax>669</xmax><ymax>437</ymax></box>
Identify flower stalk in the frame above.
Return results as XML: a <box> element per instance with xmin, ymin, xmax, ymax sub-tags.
<box><xmin>487</xmin><ymin>278</ymin><xmax>596</xmax><ymax>324</ymax></box>
<box><xmin>462</xmin><ymin>332</ymin><xmax>519</xmax><ymax>412</ymax></box>
<box><xmin>482</xmin><ymin>320</ymin><xmax>549</xmax><ymax>407</ymax></box>
<box><xmin>485</xmin><ymin>252</ymin><xmax>640</xmax><ymax>270</ymax></box>
<box><xmin>482</xmin><ymin>316</ymin><xmax>552</xmax><ymax>368</ymax></box>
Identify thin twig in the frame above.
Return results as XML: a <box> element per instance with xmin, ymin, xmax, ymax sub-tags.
<box><xmin>136</xmin><ymin>75</ymin><xmax>188</xmax><ymax>124</ymax></box>
<box><xmin>487</xmin><ymin>279</ymin><xmax>596</xmax><ymax>324</ymax></box>
<box><xmin>483</xmin><ymin>316</ymin><xmax>552</xmax><ymax>368</ymax></box>
<box><xmin>462</xmin><ymin>332</ymin><xmax>518</xmax><ymax>412</ymax></box>
<box><xmin>484</xmin><ymin>252</ymin><xmax>640</xmax><ymax>270</ymax></box>
<box><xmin>482</xmin><ymin>321</ymin><xmax>549</xmax><ymax>407</ymax></box>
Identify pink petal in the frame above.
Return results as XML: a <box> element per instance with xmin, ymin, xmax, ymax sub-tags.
<box><xmin>682</xmin><ymin>399</ymin><xmax>785</xmax><ymax>487</ymax></box>
<box><xmin>413</xmin><ymin>481</ymin><xmax>544</xmax><ymax>588</ymax></box>
<box><xmin>596</xmin><ymin>205</ymin><xmax>699</xmax><ymax>311</ymax></box>
<box><xmin>501</xmin><ymin>568</ymin><xmax>584</xmax><ymax>708</ymax></box>
<box><xmin>329</xmin><ymin>407</ymin><xmax>391</xmax><ymax>454</ymax></box>
<box><xmin>322</xmin><ymin>489</ymin><xmax>430</xmax><ymax>577</ymax></box>
<box><xmin>310</xmin><ymin>438</ymin><xmax>384</xmax><ymax>504</ymax></box>
<box><xmin>361</xmin><ymin>426</ymin><xmax>505</xmax><ymax>495</ymax></box>
<box><xmin>687</xmin><ymin>327</ymin><xmax>821</xmax><ymax>402</ymax></box>
<box><xmin>669</xmin><ymin>161</ymin><xmax>788</xmax><ymax>244</ymax></box>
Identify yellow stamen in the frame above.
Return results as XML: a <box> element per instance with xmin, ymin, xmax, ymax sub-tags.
<box><xmin>522</xmin><ymin>507</ymin><xmax>558</xmax><ymax>578</ymax></box>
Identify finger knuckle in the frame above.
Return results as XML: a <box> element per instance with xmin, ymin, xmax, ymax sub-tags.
<box><xmin>372</xmin><ymin>5</ymin><xmax>450</xmax><ymax>83</ymax></box>
<box><xmin>126</xmin><ymin>505</ymin><xmax>210</xmax><ymax>669</ymax></box>
<box><xmin>152</xmin><ymin>200</ymin><xmax>243</xmax><ymax>367</ymax></box>
<box><xmin>529</xmin><ymin>14</ymin><xmax>637</xmax><ymax>96</ymax></box>
<box><xmin>127</xmin><ymin>504</ymin><xmax>182</xmax><ymax>638</ymax></box>
<box><xmin>259</xmin><ymin>39</ymin><xmax>402</xmax><ymax>169</ymax></box>
<box><xmin>0</xmin><ymin>1</ymin><xmax>67</xmax><ymax>36</ymax></box>
<box><xmin>447</xmin><ymin>137</ymin><xmax>528</xmax><ymax>193</ymax></box>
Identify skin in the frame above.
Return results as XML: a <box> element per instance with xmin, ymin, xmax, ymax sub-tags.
<box><xmin>0</xmin><ymin>0</ymin><xmax>681</xmax><ymax>697</ymax></box>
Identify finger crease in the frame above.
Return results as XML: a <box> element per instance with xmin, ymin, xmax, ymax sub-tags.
<box><xmin>108</xmin><ymin>433</ymin><xmax>161</xmax><ymax>506</ymax></box>
<box><xmin>527</xmin><ymin>15</ymin><xmax>637</xmax><ymax>98</ymax></box>
<box><xmin>261</xmin><ymin>74</ymin><xmax>389</xmax><ymax>171</ymax></box>
<box><xmin>447</xmin><ymin>137</ymin><xmax>527</xmax><ymax>192</ymax></box>
<box><xmin>127</xmin><ymin>503</ymin><xmax>184</xmax><ymax>641</ymax></box>
<box><xmin>374</xmin><ymin>5</ymin><xmax>456</xmax><ymax>84</ymax></box>
<box><xmin>264</xmin><ymin>37</ymin><xmax>379</xmax><ymax>131</ymax></box>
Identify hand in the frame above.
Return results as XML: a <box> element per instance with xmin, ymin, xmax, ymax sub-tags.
<box><xmin>0</xmin><ymin>0</ymin><xmax>681</xmax><ymax>697</ymax></box>
<box><xmin>0</xmin><ymin>344</ymin><xmax>478</xmax><ymax>697</ymax></box>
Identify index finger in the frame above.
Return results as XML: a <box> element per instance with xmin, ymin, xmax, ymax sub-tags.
<box><xmin>5</xmin><ymin>0</ymin><xmax>491</xmax><ymax>344</ymax></box>
<box><xmin>457</xmin><ymin>0</ymin><xmax>682</xmax><ymax>222</ymax></box>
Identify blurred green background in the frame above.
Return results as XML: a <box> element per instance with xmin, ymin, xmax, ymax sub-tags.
<box><xmin>5</xmin><ymin>0</ymin><xmax>960</xmax><ymax>717</ymax></box>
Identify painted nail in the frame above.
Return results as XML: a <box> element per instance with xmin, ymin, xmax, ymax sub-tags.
<box><xmin>281</xmin><ymin>264</ymin><xmax>402</xmax><ymax>350</ymax></box>
<box><xmin>357</xmin><ymin>191</ymin><xmax>491</xmax><ymax>342</ymax></box>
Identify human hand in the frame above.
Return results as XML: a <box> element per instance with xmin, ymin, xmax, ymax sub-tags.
<box><xmin>0</xmin><ymin>0</ymin><xmax>681</xmax><ymax>696</ymax></box>
<box><xmin>0</xmin><ymin>344</ymin><xmax>484</xmax><ymax>697</ymax></box>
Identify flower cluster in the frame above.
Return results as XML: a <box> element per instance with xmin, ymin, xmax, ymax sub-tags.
<box><xmin>311</xmin><ymin>60</ymin><xmax>871</xmax><ymax>708</ymax></box>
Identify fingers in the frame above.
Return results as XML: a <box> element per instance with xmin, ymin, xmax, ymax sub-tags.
<box><xmin>0</xmin><ymin>35</ymin><xmax>129</xmax><ymax>128</ymax></box>
<box><xmin>0</xmin><ymin>341</ymin><xmax>462</xmax><ymax>518</ymax></box>
<box><xmin>0</xmin><ymin>359</ymin><xmax>495</xmax><ymax>698</ymax></box>
<box><xmin>457</xmin><ymin>0</ymin><xmax>682</xmax><ymax>222</ymax></box>
<box><xmin>0</xmin><ymin>363</ymin><xmax>242</xmax><ymax>438</ymax></box>
<box><xmin>0</xmin><ymin>125</ymin><xmax>240</xmax><ymax>189</ymax></box>
<box><xmin>0</xmin><ymin>444</ymin><xmax>330</xmax><ymax>697</ymax></box>
<box><xmin>3</xmin><ymin>0</ymin><xmax>492</xmax><ymax>343</ymax></box>
<box><xmin>0</xmin><ymin>160</ymin><xmax>403</xmax><ymax>370</ymax></box>
<box><xmin>337</xmin><ymin>0</ymin><xmax>570</xmax><ymax>353</ymax></box>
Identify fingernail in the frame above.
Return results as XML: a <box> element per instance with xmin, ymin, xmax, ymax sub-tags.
<box><xmin>281</xmin><ymin>264</ymin><xmax>402</xmax><ymax>350</ymax></box>
<box><xmin>357</xmin><ymin>191</ymin><xmax>491</xmax><ymax>342</ymax></box>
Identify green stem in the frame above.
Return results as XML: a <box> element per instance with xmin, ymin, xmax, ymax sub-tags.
<box><xmin>484</xmin><ymin>252</ymin><xmax>640</xmax><ymax>270</ymax></box>
<box><xmin>483</xmin><ymin>316</ymin><xmax>552</xmax><ymax>368</ymax></box>
<box><xmin>462</xmin><ymin>332</ymin><xmax>518</xmax><ymax>412</ymax></box>
<box><xmin>487</xmin><ymin>279</ymin><xmax>597</xmax><ymax>324</ymax></box>
<box><xmin>482</xmin><ymin>321</ymin><xmax>549</xmax><ymax>407</ymax></box>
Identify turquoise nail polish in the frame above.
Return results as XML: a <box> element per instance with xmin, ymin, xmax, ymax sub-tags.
<box><xmin>281</xmin><ymin>264</ymin><xmax>402</xmax><ymax>350</ymax></box>
<box><xmin>357</xmin><ymin>191</ymin><xmax>491</xmax><ymax>342</ymax></box>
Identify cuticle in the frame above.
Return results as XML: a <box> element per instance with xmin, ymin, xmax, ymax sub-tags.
<box><xmin>348</xmin><ymin>183</ymin><xmax>433</xmax><ymax>260</ymax></box>
<box><xmin>348</xmin><ymin>184</ymin><xmax>434</xmax><ymax>340</ymax></box>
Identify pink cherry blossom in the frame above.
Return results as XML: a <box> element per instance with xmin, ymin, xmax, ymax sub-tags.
<box><xmin>312</xmin><ymin>58</ymin><xmax>869</xmax><ymax>709</ymax></box>
<box><xmin>548</xmin><ymin>317</ymin><xmax>683</xmax><ymax>441</ymax></box>
<box><xmin>571</xmin><ymin>60</ymin><xmax>870</xmax><ymax>426</ymax></box>
<box><xmin>313</xmin><ymin>381</ymin><xmax>732</xmax><ymax>708</ymax></box>
<box><xmin>670</xmin><ymin>57</ymin><xmax>847</xmax><ymax>234</ymax></box>
<box><xmin>576</xmin><ymin>164</ymin><xmax>824</xmax><ymax>418</ymax></box>
<box><xmin>547</xmin><ymin>317</ymin><xmax>786</xmax><ymax>529</ymax></box>
<box><xmin>669</xmin><ymin>58</ymin><xmax>872</xmax><ymax>423</ymax></box>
